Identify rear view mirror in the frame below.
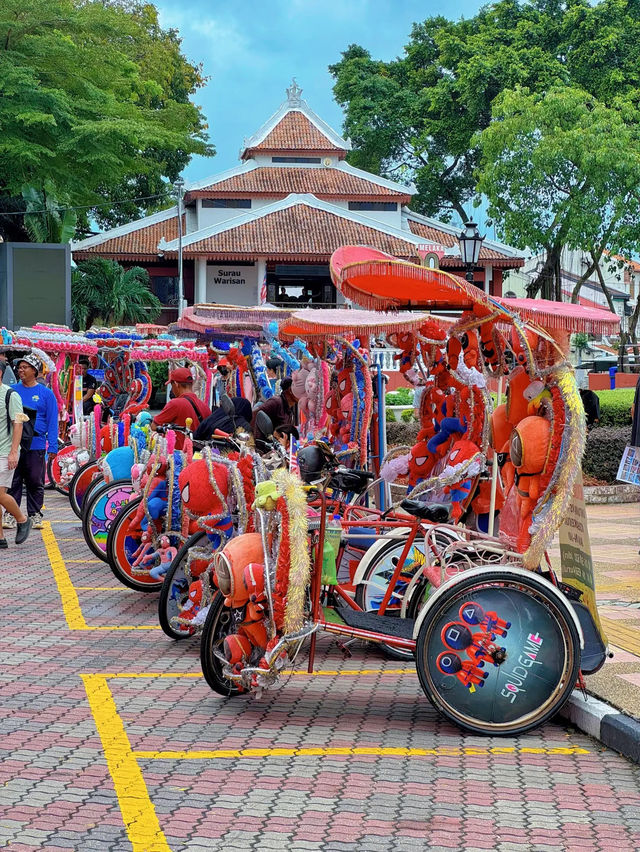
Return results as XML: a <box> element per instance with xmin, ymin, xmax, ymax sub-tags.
<box><xmin>256</xmin><ymin>410</ymin><xmax>274</xmax><ymax>438</ymax></box>
<box><xmin>219</xmin><ymin>393</ymin><xmax>235</xmax><ymax>417</ymax></box>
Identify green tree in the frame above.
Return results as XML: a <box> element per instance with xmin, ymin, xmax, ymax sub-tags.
<box><xmin>72</xmin><ymin>258</ymin><xmax>162</xmax><ymax>329</ymax></box>
<box><xmin>22</xmin><ymin>180</ymin><xmax>77</xmax><ymax>243</ymax></box>
<box><xmin>0</xmin><ymin>0</ymin><xmax>213</xmax><ymax>240</ymax></box>
<box><xmin>475</xmin><ymin>86</ymin><xmax>640</xmax><ymax>300</ymax></box>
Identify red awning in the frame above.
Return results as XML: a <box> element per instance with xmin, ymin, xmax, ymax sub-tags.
<box><xmin>279</xmin><ymin>307</ymin><xmax>432</xmax><ymax>341</ymax></box>
<box><xmin>497</xmin><ymin>297</ymin><xmax>620</xmax><ymax>336</ymax></box>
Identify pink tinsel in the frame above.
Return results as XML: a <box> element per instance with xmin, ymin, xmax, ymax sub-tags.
<box><xmin>380</xmin><ymin>453</ymin><xmax>410</xmax><ymax>483</ymax></box>
<box><xmin>166</xmin><ymin>430</ymin><xmax>176</xmax><ymax>455</ymax></box>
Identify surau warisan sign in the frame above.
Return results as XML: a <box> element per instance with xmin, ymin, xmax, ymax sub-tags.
<box><xmin>206</xmin><ymin>264</ymin><xmax>258</xmax><ymax>305</ymax></box>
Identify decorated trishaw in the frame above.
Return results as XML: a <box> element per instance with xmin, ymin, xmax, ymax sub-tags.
<box><xmin>194</xmin><ymin>246</ymin><xmax>617</xmax><ymax>736</ymax></box>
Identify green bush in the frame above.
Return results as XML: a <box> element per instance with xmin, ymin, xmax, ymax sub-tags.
<box><xmin>595</xmin><ymin>389</ymin><xmax>634</xmax><ymax>426</ymax></box>
<box><xmin>147</xmin><ymin>361</ymin><xmax>168</xmax><ymax>406</ymax></box>
<box><xmin>401</xmin><ymin>408</ymin><xmax>415</xmax><ymax>423</ymax></box>
<box><xmin>582</xmin><ymin>425</ymin><xmax>631</xmax><ymax>483</ymax></box>
<box><xmin>386</xmin><ymin>420</ymin><xmax>420</xmax><ymax>447</ymax></box>
<box><xmin>386</xmin><ymin>387</ymin><xmax>413</xmax><ymax>406</ymax></box>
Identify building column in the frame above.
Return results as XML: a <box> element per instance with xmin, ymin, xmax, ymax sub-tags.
<box><xmin>484</xmin><ymin>263</ymin><xmax>493</xmax><ymax>294</ymax></box>
<box><xmin>195</xmin><ymin>257</ymin><xmax>207</xmax><ymax>304</ymax></box>
<box><xmin>256</xmin><ymin>258</ymin><xmax>267</xmax><ymax>305</ymax></box>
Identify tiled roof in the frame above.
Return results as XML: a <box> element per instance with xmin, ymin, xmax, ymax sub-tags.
<box><xmin>188</xmin><ymin>167</ymin><xmax>410</xmax><ymax>200</ymax></box>
<box><xmin>73</xmin><ymin>213</ymin><xmax>183</xmax><ymax>261</ymax></box>
<box><xmin>242</xmin><ymin>111</ymin><xmax>346</xmax><ymax>156</ymax></box>
<box><xmin>162</xmin><ymin>204</ymin><xmax>418</xmax><ymax>261</ymax></box>
<box><xmin>406</xmin><ymin>218</ymin><xmax>523</xmax><ymax>267</ymax></box>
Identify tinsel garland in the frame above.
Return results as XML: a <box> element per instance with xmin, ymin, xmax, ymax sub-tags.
<box><xmin>270</xmin><ymin>339</ymin><xmax>301</xmax><ymax>373</ymax></box>
<box><xmin>273</xmin><ymin>468</ymin><xmax>311</xmax><ymax>635</ymax></box>
<box><xmin>404</xmin><ymin>451</ymin><xmax>485</xmax><ymax>506</ymax></box>
<box><xmin>169</xmin><ymin>452</ymin><xmax>184</xmax><ymax>534</ymax></box>
<box><xmin>524</xmin><ymin>366</ymin><xmax>586</xmax><ymax>571</ymax></box>
<box><xmin>250</xmin><ymin>343</ymin><xmax>274</xmax><ymax>401</ymax></box>
<box><xmin>272</xmin><ymin>495</ymin><xmax>290</xmax><ymax>631</ymax></box>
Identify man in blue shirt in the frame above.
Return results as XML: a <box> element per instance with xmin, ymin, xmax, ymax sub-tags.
<box><xmin>8</xmin><ymin>353</ymin><xmax>58</xmax><ymax>529</ymax></box>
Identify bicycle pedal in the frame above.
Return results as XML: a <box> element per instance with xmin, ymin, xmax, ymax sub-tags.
<box><xmin>335</xmin><ymin>640</ymin><xmax>353</xmax><ymax>658</ymax></box>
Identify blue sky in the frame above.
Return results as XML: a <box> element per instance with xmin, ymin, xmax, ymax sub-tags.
<box><xmin>156</xmin><ymin>0</ymin><xmax>486</xmax><ymax>197</ymax></box>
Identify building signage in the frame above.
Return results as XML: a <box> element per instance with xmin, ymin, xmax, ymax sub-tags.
<box><xmin>206</xmin><ymin>263</ymin><xmax>258</xmax><ymax>306</ymax></box>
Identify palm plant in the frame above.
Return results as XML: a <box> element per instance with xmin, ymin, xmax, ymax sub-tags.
<box><xmin>22</xmin><ymin>181</ymin><xmax>77</xmax><ymax>243</ymax></box>
<box><xmin>72</xmin><ymin>258</ymin><xmax>162</xmax><ymax>329</ymax></box>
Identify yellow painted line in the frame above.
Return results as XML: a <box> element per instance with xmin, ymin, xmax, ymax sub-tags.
<box><xmin>75</xmin><ymin>586</ymin><xmax>135</xmax><ymax>592</ymax></box>
<box><xmin>97</xmin><ymin>668</ymin><xmax>416</xmax><ymax>679</ymax></box>
<box><xmin>600</xmin><ymin>618</ymin><xmax>640</xmax><ymax>657</ymax></box>
<box><xmin>42</xmin><ymin>522</ymin><xmax>89</xmax><ymax>630</ymax></box>
<box><xmin>43</xmin><ymin>522</ymin><xmax>160</xmax><ymax>631</ymax></box>
<box><xmin>133</xmin><ymin>745</ymin><xmax>590</xmax><ymax>760</ymax></box>
<box><xmin>81</xmin><ymin>675</ymin><xmax>170</xmax><ymax>852</ymax></box>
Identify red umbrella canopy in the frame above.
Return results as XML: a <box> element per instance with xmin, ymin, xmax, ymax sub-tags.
<box><xmin>330</xmin><ymin>246</ymin><xmax>507</xmax><ymax>318</ymax></box>
<box><xmin>497</xmin><ymin>297</ymin><xmax>620</xmax><ymax>336</ymax></box>
<box><xmin>279</xmin><ymin>307</ymin><xmax>432</xmax><ymax>341</ymax></box>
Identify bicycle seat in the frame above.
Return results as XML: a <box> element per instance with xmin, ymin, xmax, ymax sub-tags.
<box><xmin>329</xmin><ymin>468</ymin><xmax>374</xmax><ymax>494</ymax></box>
<box><xmin>400</xmin><ymin>499</ymin><xmax>450</xmax><ymax>523</ymax></box>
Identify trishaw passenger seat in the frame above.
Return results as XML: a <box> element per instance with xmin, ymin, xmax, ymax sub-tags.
<box><xmin>400</xmin><ymin>499</ymin><xmax>450</xmax><ymax>523</ymax></box>
<box><xmin>328</xmin><ymin>468</ymin><xmax>374</xmax><ymax>494</ymax></box>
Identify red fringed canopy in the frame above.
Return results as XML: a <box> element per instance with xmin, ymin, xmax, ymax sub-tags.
<box><xmin>497</xmin><ymin>297</ymin><xmax>620</xmax><ymax>336</ymax></box>
<box><xmin>279</xmin><ymin>308</ymin><xmax>432</xmax><ymax>341</ymax></box>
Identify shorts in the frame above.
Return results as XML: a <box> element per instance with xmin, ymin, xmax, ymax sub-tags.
<box><xmin>0</xmin><ymin>455</ymin><xmax>17</xmax><ymax>489</ymax></box>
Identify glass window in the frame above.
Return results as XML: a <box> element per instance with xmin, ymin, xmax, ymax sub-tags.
<box><xmin>151</xmin><ymin>276</ymin><xmax>179</xmax><ymax>306</ymax></box>
<box><xmin>201</xmin><ymin>199</ymin><xmax>251</xmax><ymax>208</ymax></box>
<box><xmin>271</xmin><ymin>156</ymin><xmax>322</xmax><ymax>164</ymax></box>
<box><xmin>348</xmin><ymin>202</ymin><xmax>397</xmax><ymax>211</ymax></box>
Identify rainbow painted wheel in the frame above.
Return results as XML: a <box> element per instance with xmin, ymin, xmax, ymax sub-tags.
<box><xmin>105</xmin><ymin>496</ymin><xmax>163</xmax><ymax>592</ymax></box>
<box><xmin>82</xmin><ymin>479</ymin><xmax>135</xmax><ymax>561</ymax></box>
<box><xmin>69</xmin><ymin>459</ymin><xmax>102</xmax><ymax>518</ymax></box>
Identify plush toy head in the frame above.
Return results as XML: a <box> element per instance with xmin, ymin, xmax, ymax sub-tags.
<box><xmin>510</xmin><ymin>416</ymin><xmax>550</xmax><ymax>474</ymax></box>
<box><xmin>408</xmin><ymin>440</ymin><xmax>436</xmax><ymax>486</ymax></box>
<box><xmin>178</xmin><ymin>459</ymin><xmax>229</xmax><ymax>517</ymax></box>
<box><xmin>102</xmin><ymin>446</ymin><xmax>135</xmax><ymax>484</ymax></box>
<box><xmin>490</xmin><ymin>404</ymin><xmax>512</xmax><ymax>452</ymax></box>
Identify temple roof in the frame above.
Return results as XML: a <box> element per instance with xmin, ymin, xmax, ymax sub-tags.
<box><xmin>186</xmin><ymin>161</ymin><xmax>414</xmax><ymax>201</ymax></box>
<box><xmin>159</xmin><ymin>195</ymin><xmax>422</xmax><ymax>262</ymax></box>
<box><xmin>240</xmin><ymin>80</ymin><xmax>350</xmax><ymax>159</ymax></box>
<box><xmin>72</xmin><ymin>207</ymin><xmax>183</xmax><ymax>261</ymax></box>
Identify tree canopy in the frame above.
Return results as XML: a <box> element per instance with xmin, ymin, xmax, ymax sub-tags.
<box><xmin>71</xmin><ymin>258</ymin><xmax>162</xmax><ymax>328</ymax></box>
<box><xmin>0</xmin><ymin>0</ymin><xmax>213</xmax><ymax>241</ymax></box>
<box><xmin>330</xmin><ymin>0</ymin><xmax>640</xmax><ymax>221</ymax></box>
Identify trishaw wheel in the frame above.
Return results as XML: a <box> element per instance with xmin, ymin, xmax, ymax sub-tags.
<box><xmin>79</xmin><ymin>474</ymin><xmax>106</xmax><ymax>522</ymax></box>
<box><xmin>415</xmin><ymin>568</ymin><xmax>581</xmax><ymax>736</ymax></box>
<box><xmin>105</xmin><ymin>496</ymin><xmax>163</xmax><ymax>592</ymax></box>
<box><xmin>69</xmin><ymin>460</ymin><xmax>102</xmax><ymax>518</ymax></box>
<box><xmin>158</xmin><ymin>531</ymin><xmax>210</xmax><ymax>640</ymax></box>
<box><xmin>48</xmin><ymin>445</ymin><xmax>74</xmax><ymax>496</ymax></box>
<box><xmin>200</xmin><ymin>592</ymin><xmax>243</xmax><ymax>697</ymax></box>
<box><xmin>82</xmin><ymin>479</ymin><xmax>135</xmax><ymax>562</ymax></box>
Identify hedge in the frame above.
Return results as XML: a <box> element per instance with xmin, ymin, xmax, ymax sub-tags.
<box><xmin>386</xmin><ymin>387</ymin><xmax>414</xmax><ymax>406</ymax></box>
<box><xmin>582</xmin><ymin>426</ymin><xmax>631</xmax><ymax>483</ymax></box>
<box><xmin>595</xmin><ymin>389</ymin><xmax>634</xmax><ymax>426</ymax></box>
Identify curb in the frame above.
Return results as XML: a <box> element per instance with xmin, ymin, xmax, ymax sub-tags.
<box><xmin>560</xmin><ymin>691</ymin><xmax>640</xmax><ymax>764</ymax></box>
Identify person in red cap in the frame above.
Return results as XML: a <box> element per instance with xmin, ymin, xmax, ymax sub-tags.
<box><xmin>151</xmin><ymin>367</ymin><xmax>211</xmax><ymax>449</ymax></box>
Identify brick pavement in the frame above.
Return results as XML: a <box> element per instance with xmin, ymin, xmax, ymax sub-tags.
<box><xmin>1</xmin><ymin>492</ymin><xmax>640</xmax><ymax>851</ymax></box>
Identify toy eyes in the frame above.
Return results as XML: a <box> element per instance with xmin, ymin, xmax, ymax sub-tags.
<box><xmin>450</xmin><ymin>449</ymin><xmax>460</xmax><ymax>461</ymax></box>
<box><xmin>181</xmin><ymin>483</ymin><xmax>190</xmax><ymax>503</ymax></box>
<box><xmin>510</xmin><ymin>432</ymin><xmax>523</xmax><ymax>467</ymax></box>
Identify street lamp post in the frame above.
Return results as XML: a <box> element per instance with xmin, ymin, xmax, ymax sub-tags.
<box><xmin>458</xmin><ymin>221</ymin><xmax>484</xmax><ymax>284</ymax></box>
<box><xmin>174</xmin><ymin>177</ymin><xmax>185</xmax><ymax>318</ymax></box>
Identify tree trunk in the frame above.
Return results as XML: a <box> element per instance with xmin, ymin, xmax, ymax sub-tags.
<box><xmin>627</xmin><ymin>293</ymin><xmax>640</xmax><ymax>363</ymax></box>
<box><xmin>591</xmin><ymin>254</ymin><xmax>625</xmax><ymax>371</ymax></box>
<box><xmin>528</xmin><ymin>244</ymin><xmax>562</xmax><ymax>299</ymax></box>
<box><xmin>570</xmin><ymin>257</ymin><xmax>599</xmax><ymax>303</ymax></box>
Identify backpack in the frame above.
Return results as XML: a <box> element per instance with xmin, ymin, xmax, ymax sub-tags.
<box><xmin>4</xmin><ymin>389</ymin><xmax>38</xmax><ymax>452</ymax></box>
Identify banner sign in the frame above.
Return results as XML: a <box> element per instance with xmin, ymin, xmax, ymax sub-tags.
<box><xmin>617</xmin><ymin>445</ymin><xmax>640</xmax><ymax>486</ymax></box>
<box><xmin>559</xmin><ymin>470</ymin><xmax>605</xmax><ymax>638</ymax></box>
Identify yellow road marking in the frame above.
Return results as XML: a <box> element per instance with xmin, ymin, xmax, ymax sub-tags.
<box><xmin>43</xmin><ymin>522</ymin><xmax>159</xmax><ymax>631</ymax></box>
<box><xmin>81</xmin><ymin>675</ymin><xmax>170</xmax><ymax>852</ymax></box>
<box><xmin>600</xmin><ymin>618</ymin><xmax>640</xmax><ymax>657</ymax></box>
<box><xmin>42</xmin><ymin>522</ymin><xmax>89</xmax><ymax>630</ymax></box>
<box><xmin>97</xmin><ymin>668</ymin><xmax>416</xmax><ymax>679</ymax></box>
<box><xmin>75</xmin><ymin>586</ymin><xmax>135</xmax><ymax>592</ymax></box>
<box><xmin>133</xmin><ymin>745</ymin><xmax>590</xmax><ymax>760</ymax></box>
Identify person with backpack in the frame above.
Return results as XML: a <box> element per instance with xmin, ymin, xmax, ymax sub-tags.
<box><xmin>0</xmin><ymin>383</ymin><xmax>32</xmax><ymax>547</ymax></box>
<box><xmin>4</xmin><ymin>353</ymin><xmax>58</xmax><ymax>531</ymax></box>
<box><xmin>150</xmin><ymin>367</ymin><xmax>211</xmax><ymax>450</ymax></box>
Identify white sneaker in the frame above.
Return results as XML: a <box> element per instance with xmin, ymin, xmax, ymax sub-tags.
<box><xmin>31</xmin><ymin>512</ymin><xmax>44</xmax><ymax>530</ymax></box>
<box><xmin>3</xmin><ymin>513</ymin><xmax>16</xmax><ymax>529</ymax></box>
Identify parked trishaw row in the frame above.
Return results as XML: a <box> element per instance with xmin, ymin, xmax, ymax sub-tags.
<box><xmin>12</xmin><ymin>246</ymin><xmax>622</xmax><ymax>735</ymax></box>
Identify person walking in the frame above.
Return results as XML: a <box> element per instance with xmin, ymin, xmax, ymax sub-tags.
<box><xmin>0</xmin><ymin>383</ymin><xmax>32</xmax><ymax>547</ymax></box>
<box><xmin>0</xmin><ymin>353</ymin><xmax>16</xmax><ymax>385</ymax></box>
<box><xmin>5</xmin><ymin>353</ymin><xmax>58</xmax><ymax>531</ymax></box>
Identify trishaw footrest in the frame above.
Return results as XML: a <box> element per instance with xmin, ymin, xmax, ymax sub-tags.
<box><xmin>336</xmin><ymin>605</ymin><xmax>415</xmax><ymax>640</ymax></box>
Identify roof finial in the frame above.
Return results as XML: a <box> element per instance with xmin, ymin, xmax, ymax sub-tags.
<box><xmin>286</xmin><ymin>78</ymin><xmax>303</xmax><ymax>106</ymax></box>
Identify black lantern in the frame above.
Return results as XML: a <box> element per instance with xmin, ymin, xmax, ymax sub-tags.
<box><xmin>458</xmin><ymin>221</ymin><xmax>484</xmax><ymax>283</ymax></box>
